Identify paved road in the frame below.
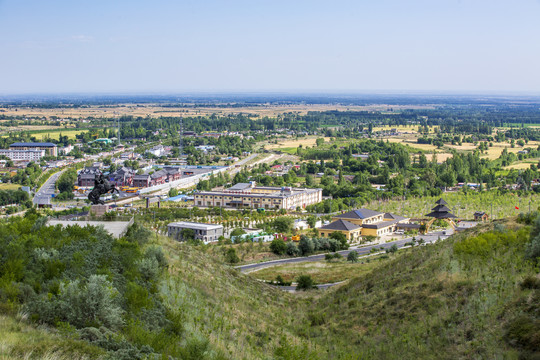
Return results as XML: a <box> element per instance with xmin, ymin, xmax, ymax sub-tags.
<box><xmin>33</xmin><ymin>170</ymin><xmax>65</xmax><ymax>205</ymax></box>
<box><xmin>237</xmin><ymin>230</ymin><xmax>451</xmax><ymax>274</ymax></box>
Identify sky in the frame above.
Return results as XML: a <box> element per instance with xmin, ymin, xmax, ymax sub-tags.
<box><xmin>0</xmin><ymin>0</ymin><xmax>540</xmax><ymax>94</ymax></box>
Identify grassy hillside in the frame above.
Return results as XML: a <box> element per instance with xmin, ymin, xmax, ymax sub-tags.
<box><xmin>1</xmin><ymin>211</ymin><xmax>538</xmax><ymax>359</ymax></box>
<box><xmin>300</xmin><ymin>219</ymin><xmax>540</xmax><ymax>359</ymax></box>
<box><xmin>157</xmin><ymin>237</ymin><xmax>321</xmax><ymax>359</ymax></box>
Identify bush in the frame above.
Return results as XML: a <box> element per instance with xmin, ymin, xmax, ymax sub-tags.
<box><xmin>296</xmin><ymin>275</ymin><xmax>316</xmax><ymax>291</ymax></box>
<box><xmin>270</xmin><ymin>238</ymin><xmax>287</xmax><ymax>255</ymax></box>
<box><xmin>137</xmin><ymin>257</ymin><xmax>160</xmax><ymax>281</ymax></box>
<box><xmin>125</xmin><ymin>222</ymin><xmax>153</xmax><ymax>245</ymax></box>
<box><xmin>454</xmin><ymin>228</ymin><xmax>529</xmax><ymax>258</ymax></box>
<box><xmin>225</xmin><ymin>248</ymin><xmax>239</xmax><ymax>264</ymax></box>
<box><xmin>52</xmin><ymin>275</ymin><xmax>124</xmax><ymax>330</ymax></box>
<box><xmin>272</xmin><ymin>217</ymin><xmax>294</xmax><ymax>233</ymax></box>
<box><xmin>520</xmin><ymin>276</ymin><xmax>540</xmax><ymax>290</ymax></box>
<box><xmin>286</xmin><ymin>242</ymin><xmax>300</xmax><ymax>256</ymax></box>
<box><xmin>298</xmin><ymin>237</ymin><xmax>314</xmax><ymax>255</ymax></box>
<box><xmin>347</xmin><ymin>251</ymin><xmax>359</xmax><ymax>262</ymax></box>
<box><xmin>145</xmin><ymin>246</ymin><xmax>168</xmax><ymax>268</ymax></box>
<box><xmin>230</xmin><ymin>228</ymin><xmax>246</xmax><ymax>237</ymax></box>
<box><xmin>517</xmin><ymin>211</ymin><xmax>539</xmax><ymax>225</ymax></box>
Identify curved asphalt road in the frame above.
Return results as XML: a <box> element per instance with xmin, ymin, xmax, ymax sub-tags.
<box><xmin>237</xmin><ymin>230</ymin><xmax>450</xmax><ymax>274</ymax></box>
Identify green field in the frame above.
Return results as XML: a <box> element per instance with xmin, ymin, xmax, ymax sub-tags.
<box><xmin>30</xmin><ymin>129</ymin><xmax>89</xmax><ymax>140</ymax></box>
<box><xmin>276</xmin><ymin>147</ymin><xmax>298</xmax><ymax>154</ymax></box>
<box><xmin>0</xmin><ymin>183</ymin><xmax>21</xmax><ymax>190</ymax></box>
<box><xmin>368</xmin><ymin>192</ymin><xmax>540</xmax><ymax>220</ymax></box>
<box><xmin>251</xmin><ymin>255</ymin><xmax>392</xmax><ymax>284</ymax></box>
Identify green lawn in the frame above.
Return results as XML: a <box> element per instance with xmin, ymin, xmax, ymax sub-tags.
<box><xmin>251</xmin><ymin>255</ymin><xmax>395</xmax><ymax>284</ymax></box>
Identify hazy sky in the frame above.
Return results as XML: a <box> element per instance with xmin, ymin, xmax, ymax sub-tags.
<box><xmin>1</xmin><ymin>0</ymin><xmax>539</xmax><ymax>94</ymax></box>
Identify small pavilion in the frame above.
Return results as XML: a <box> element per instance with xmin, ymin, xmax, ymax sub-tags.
<box><xmin>424</xmin><ymin>198</ymin><xmax>457</xmax><ymax>232</ymax></box>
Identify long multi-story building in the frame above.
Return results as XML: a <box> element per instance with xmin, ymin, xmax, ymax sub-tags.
<box><xmin>194</xmin><ymin>182</ymin><xmax>323</xmax><ymax>210</ymax></box>
<box><xmin>0</xmin><ymin>149</ymin><xmax>46</xmax><ymax>162</ymax></box>
<box><xmin>9</xmin><ymin>142</ymin><xmax>58</xmax><ymax>157</ymax></box>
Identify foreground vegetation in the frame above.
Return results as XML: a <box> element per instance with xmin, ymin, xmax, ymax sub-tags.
<box><xmin>0</xmin><ymin>209</ymin><xmax>539</xmax><ymax>359</ymax></box>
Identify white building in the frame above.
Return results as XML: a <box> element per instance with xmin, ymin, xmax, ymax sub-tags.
<box><xmin>0</xmin><ymin>149</ymin><xmax>46</xmax><ymax>161</ymax></box>
<box><xmin>167</xmin><ymin>221</ymin><xmax>224</xmax><ymax>244</ymax></box>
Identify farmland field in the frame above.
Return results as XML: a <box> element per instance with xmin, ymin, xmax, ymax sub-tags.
<box><xmin>0</xmin><ymin>183</ymin><xmax>21</xmax><ymax>190</ymax></box>
<box><xmin>265</xmin><ymin>136</ymin><xmax>332</xmax><ymax>150</ymax></box>
<box><xmin>504</xmin><ymin>161</ymin><xmax>538</xmax><ymax>170</ymax></box>
<box><xmin>30</xmin><ymin>129</ymin><xmax>90</xmax><ymax>140</ymax></box>
<box><xmin>0</xmin><ymin>103</ymin><xmax>436</xmax><ymax>119</ymax></box>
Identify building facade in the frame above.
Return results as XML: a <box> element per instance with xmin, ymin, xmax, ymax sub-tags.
<box><xmin>78</xmin><ymin>167</ymin><xmax>101</xmax><ymax>187</ymax></box>
<box><xmin>0</xmin><ymin>149</ymin><xmax>46</xmax><ymax>161</ymax></box>
<box><xmin>9</xmin><ymin>142</ymin><xmax>58</xmax><ymax>156</ymax></box>
<box><xmin>167</xmin><ymin>221</ymin><xmax>224</xmax><ymax>244</ymax></box>
<box><xmin>194</xmin><ymin>182</ymin><xmax>322</xmax><ymax>211</ymax></box>
<box><xmin>321</xmin><ymin>209</ymin><xmax>409</xmax><ymax>240</ymax></box>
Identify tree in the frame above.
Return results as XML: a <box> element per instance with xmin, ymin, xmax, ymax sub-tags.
<box><xmin>57</xmin><ymin>169</ymin><xmax>77</xmax><ymax>193</ymax></box>
<box><xmin>272</xmin><ymin>217</ymin><xmax>294</xmax><ymax>233</ymax></box>
<box><xmin>270</xmin><ymin>238</ymin><xmax>287</xmax><ymax>255</ymax></box>
<box><xmin>329</xmin><ymin>231</ymin><xmax>348</xmax><ymax>249</ymax></box>
<box><xmin>296</xmin><ymin>275</ymin><xmax>316</xmax><ymax>291</ymax></box>
<box><xmin>225</xmin><ymin>248</ymin><xmax>239</xmax><ymax>264</ymax></box>
<box><xmin>347</xmin><ymin>251</ymin><xmax>359</xmax><ymax>263</ymax></box>
<box><xmin>286</xmin><ymin>242</ymin><xmax>300</xmax><ymax>256</ymax></box>
<box><xmin>168</xmin><ymin>188</ymin><xmax>179</xmax><ymax>197</ymax></box>
<box><xmin>387</xmin><ymin>244</ymin><xmax>398</xmax><ymax>254</ymax></box>
<box><xmin>179</xmin><ymin>228</ymin><xmax>195</xmax><ymax>241</ymax></box>
<box><xmin>230</xmin><ymin>228</ymin><xmax>246</xmax><ymax>237</ymax></box>
<box><xmin>305</xmin><ymin>174</ymin><xmax>314</xmax><ymax>187</ymax></box>
<box><xmin>307</xmin><ymin>215</ymin><xmax>318</xmax><ymax>229</ymax></box>
<box><xmin>298</xmin><ymin>237</ymin><xmax>314</xmax><ymax>255</ymax></box>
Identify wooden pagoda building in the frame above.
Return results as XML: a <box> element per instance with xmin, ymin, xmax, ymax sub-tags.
<box><xmin>424</xmin><ymin>198</ymin><xmax>457</xmax><ymax>232</ymax></box>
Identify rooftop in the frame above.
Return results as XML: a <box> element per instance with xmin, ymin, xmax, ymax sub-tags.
<box><xmin>320</xmin><ymin>219</ymin><xmax>361</xmax><ymax>231</ymax></box>
<box><xmin>334</xmin><ymin>208</ymin><xmax>384</xmax><ymax>220</ymax></box>
<box><xmin>168</xmin><ymin>221</ymin><xmax>223</xmax><ymax>231</ymax></box>
<box><xmin>10</xmin><ymin>142</ymin><xmax>57</xmax><ymax>147</ymax></box>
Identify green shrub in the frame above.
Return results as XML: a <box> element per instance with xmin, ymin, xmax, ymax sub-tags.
<box><xmin>225</xmin><ymin>248</ymin><xmax>239</xmax><ymax>264</ymax></box>
<box><xmin>286</xmin><ymin>242</ymin><xmax>300</xmax><ymax>256</ymax></box>
<box><xmin>296</xmin><ymin>275</ymin><xmax>316</xmax><ymax>291</ymax></box>
<box><xmin>270</xmin><ymin>238</ymin><xmax>287</xmax><ymax>255</ymax></box>
<box><xmin>454</xmin><ymin>228</ymin><xmax>529</xmax><ymax>258</ymax></box>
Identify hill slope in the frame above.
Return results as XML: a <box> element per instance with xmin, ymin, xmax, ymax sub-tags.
<box><xmin>301</xmin><ymin>220</ymin><xmax>540</xmax><ymax>359</ymax></box>
<box><xmin>1</xmin><ymin>214</ymin><xmax>538</xmax><ymax>359</ymax></box>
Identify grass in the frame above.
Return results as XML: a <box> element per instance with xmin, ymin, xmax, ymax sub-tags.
<box><xmin>368</xmin><ymin>192</ymin><xmax>540</xmax><ymax>220</ymax></box>
<box><xmin>301</xmin><ymin>219</ymin><xmax>538</xmax><ymax>359</ymax></box>
<box><xmin>0</xmin><ymin>183</ymin><xmax>21</xmax><ymax>190</ymax></box>
<box><xmin>276</xmin><ymin>147</ymin><xmax>298</xmax><ymax>155</ymax></box>
<box><xmin>157</xmin><ymin>237</ymin><xmax>321</xmax><ymax>360</ymax></box>
<box><xmin>31</xmin><ymin>129</ymin><xmax>88</xmax><ymax>140</ymax></box>
<box><xmin>250</xmin><ymin>255</ymin><xmax>394</xmax><ymax>284</ymax></box>
<box><xmin>0</xmin><ymin>314</ymin><xmax>104</xmax><ymax>359</ymax></box>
